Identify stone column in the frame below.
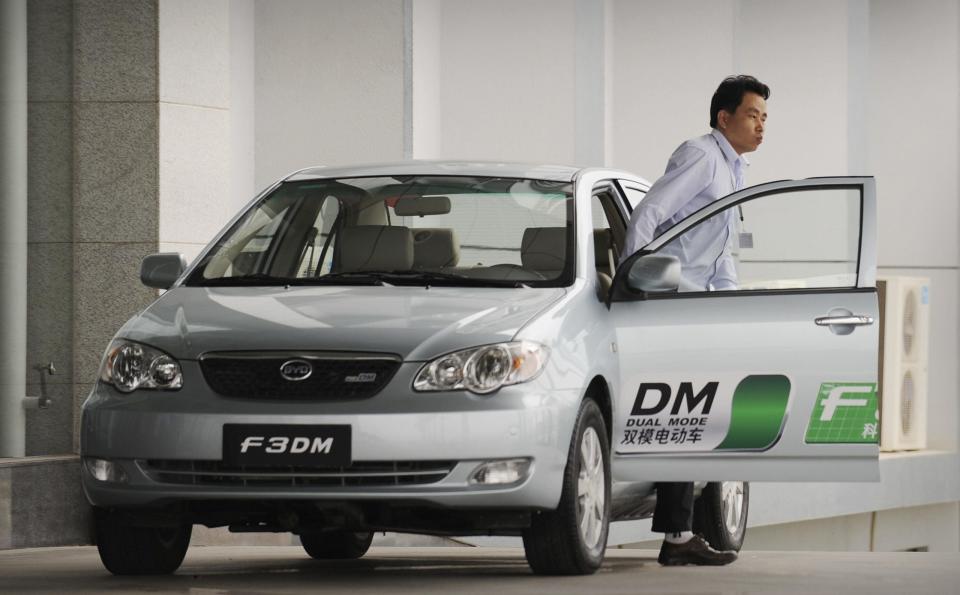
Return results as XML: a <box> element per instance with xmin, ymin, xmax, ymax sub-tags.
<box><xmin>0</xmin><ymin>0</ymin><xmax>29</xmax><ymax>458</ymax></box>
<box><xmin>26</xmin><ymin>0</ymin><xmax>76</xmax><ymax>455</ymax></box>
<box><xmin>71</xmin><ymin>0</ymin><xmax>160</xmax><ymax>450</ymax></box>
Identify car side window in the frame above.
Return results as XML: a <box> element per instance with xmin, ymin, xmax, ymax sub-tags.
<box><xmin>591</xmin><ymin>188</ymin><xmax>629</xmax><ymax>291</ymax></box>
<box><xmin>297</xmin><ymin>196</ymin><xmax>341</xmax><ymax>276</ymax></box>
<box><xmin>654</xmin><ymin>186</ymin><xmax>861</xmax><ymax>293</ymax></box>
<box><xmin>620</xmin><ymin>185</ymin><xmax>646</xmax><ymax>211</ymax></box>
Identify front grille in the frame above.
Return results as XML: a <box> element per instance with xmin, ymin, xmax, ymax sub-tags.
<box><xmin>140</xmin><ymin>459</ymin><xmax>456</xmax><ymax>487</ymax></box>
<box><xmin>199</xmin><ymin>352</ymin><xmax>401</xmax><ymax>400</ymax></box>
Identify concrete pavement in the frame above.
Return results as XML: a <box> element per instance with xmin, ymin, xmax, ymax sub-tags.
<box><xmin>1</xmin><ymin>546</ymin><xmax>958</xmax><ymax>594</ymax></box>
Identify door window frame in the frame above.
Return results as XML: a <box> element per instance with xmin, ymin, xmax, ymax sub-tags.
<box><xmin>613</xmin><ymin>177</ymin><xmax>877</xmax><ymax>301</ymax></box>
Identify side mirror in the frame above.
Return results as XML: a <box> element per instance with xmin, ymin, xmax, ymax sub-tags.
<box><xmin>140</xmin><ymin>253</ymin><xmax>187</xmax><ymax>289</ymax></box>
<box><xmin>608</xmin><ymin>252</ymin><xmax>680</xmax><ymax>303</ymax></box>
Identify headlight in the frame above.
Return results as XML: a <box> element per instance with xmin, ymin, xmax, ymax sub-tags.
<box><xmin>99</xmin><ymin>339</ymin><xmax>183</xmax><ymax>393</ymax></box>
<box><xmin>413</xmin><ymin>341</ymin><xmax>549</xmax><ymax>394</ymax></box>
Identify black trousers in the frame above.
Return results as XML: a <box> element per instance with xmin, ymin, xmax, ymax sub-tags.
<box><xmin>651</xmin><ymin>482</ymin><xmax>694</xmax><ymax>533</ymax></box>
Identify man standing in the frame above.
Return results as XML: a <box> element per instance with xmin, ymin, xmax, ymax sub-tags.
<box><xmin>622</xmin><ymin>75</ymin><xmax>769</xmax><ymax>565</ymax></box>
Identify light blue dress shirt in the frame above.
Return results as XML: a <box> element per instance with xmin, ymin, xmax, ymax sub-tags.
<box><xmin>622</xmin><ymin>129</ymin><xmax>749</xmax><ymax>290</ymax></box>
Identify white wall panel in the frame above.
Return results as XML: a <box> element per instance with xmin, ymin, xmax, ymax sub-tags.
<box><xmin>229</xmin><ymin>0</ymin><xmax>256</xmax><ymax>211</ymax></box>
<box><xmin>254</xmin><ymin>0</ymin><xmax>405</xmax><ymax>188</ymax></box>
<box><xmin>868</xmin><ymin>0</ymin><xmax>959</xmax><ymax>268</ymax></box>
<box><xmin>735</xmin><ymin>0</ymin><xmax>848</xmax><ymax>183</ymax></box>
<box><xmin>411</xmin><ymin>0</ymin><xmax>441</xmax><ymax>159</ymax></box>
<box><xmin>159</xmin><ymin>0</ymin><xmax>230</xmax><ymax>109</ymax></box>
<box><xmin>159</xmin><ymin>103</ymin><xmax>231</xmax><ymax>247</ymax></box>
<box><xmin>609</xmin><ymin>0</ymin><xmax>735</xmax><ymax>178</ymax></box>
<box><xmin>437</xmin><ymin>0</ymin><xmax>576</xmax><ymax>163</ymax></box>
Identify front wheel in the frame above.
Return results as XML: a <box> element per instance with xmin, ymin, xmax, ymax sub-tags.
<box><xmin>93</xmin><ymin>507</ymin><xmax>192</xmax><ymax>575</ymax></box>
<box><xmin>693</xmin><ymin>481</ymin><xmax>749</xmax><ymax>551</ymax></box>
<box><xmin>300</xmin><ymin>531</ymin><xmax>374</xmax><ymax>559</ymax></box>
<box><xmin>522</xmin><ymin>399</ymin><xmax>610</xmax><ymax>575</ymax></box>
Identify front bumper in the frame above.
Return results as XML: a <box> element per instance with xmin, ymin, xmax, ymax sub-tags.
<box><xmin>81</xmin><ymin>362</ymin><xmax>579</xmax><ymax>511</ymax></box>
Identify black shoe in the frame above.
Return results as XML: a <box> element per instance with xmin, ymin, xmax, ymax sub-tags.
<box><xmin>658</xmin><ymin>535</ymin><xmax>738</xmax><ymax>566</ymax></box>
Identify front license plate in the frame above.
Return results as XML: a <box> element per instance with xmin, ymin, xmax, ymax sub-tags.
<box><xmin>222</xmin><ymin>424</ymin><xmax>351</xmax><ymax>467</ymax></box>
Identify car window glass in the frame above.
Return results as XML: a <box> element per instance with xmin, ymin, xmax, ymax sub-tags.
<box><xmin>202</xmin><ymin>202</ymin><xmax>294</xmax><ymax>278</ymax></box>
<box><xmin>591</xmin><ymin>194</ymin><xmax>611</xmax><ymax>229</ymax></box>
<box><xmin>189</xmin><ymin>176</ymin><xmax>575</xmax><ymax>288</ymax></box>
<box><xmin>398</xmin><ymin>189</ymin><xmax>568</xmax><ymax>268</ymax></box>
<box><xmin>296</xmin><ymin>196</ymin><xmax>341</xmax><ymax>276</ymax></box>
<box><xmin>621</xmin><ymin>185</ymin><xmax>646</xmax><ymax>210</ymax></box>
<box><xmin>656</xmin><ymin>187</ymin><xmax>861</xmax><ymax>292</ymax></box>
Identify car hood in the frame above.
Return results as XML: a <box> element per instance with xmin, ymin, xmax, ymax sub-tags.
<box><xmin>119</xmin><ymin>285</ymin><xmax>566</xmax><ymax>361</ymax></box>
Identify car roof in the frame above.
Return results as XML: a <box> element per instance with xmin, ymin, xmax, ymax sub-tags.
<box><xmin>284</xmin><ymin>160</ymin><xmax>649</xmax><ymax>184</ymax></box>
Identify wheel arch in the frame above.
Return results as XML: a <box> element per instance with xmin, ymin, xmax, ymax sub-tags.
<box><xmin>583</xmin><ymin>375</ymin><xmax>613</xmax><ymax>446</ymax></box>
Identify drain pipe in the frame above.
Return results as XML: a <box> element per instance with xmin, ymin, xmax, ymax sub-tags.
<box><xmin>0</xmin><ymin>0</ymin><xmax>28</xmax><ymax>457</ymax></box>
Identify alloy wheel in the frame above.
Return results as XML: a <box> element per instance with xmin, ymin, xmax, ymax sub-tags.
<box><xmin>721</xmin><ymin>481</ymin><xmax>745</xmax><ymax>534</ymax></box>
<box><xmin>577</xmin><ymin>426</ymin><xmax>605</xmax><ymax>550</ymax></box>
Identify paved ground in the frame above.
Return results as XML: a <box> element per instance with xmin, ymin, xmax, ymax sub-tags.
<box><xmin>1</xmin><ymin>546</ymin><xmax>958</xmax><ymax>594</ymax></box>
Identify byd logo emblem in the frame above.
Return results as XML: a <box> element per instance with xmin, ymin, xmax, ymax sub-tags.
<box><xmin>280</xmin><ymin>359</ymin><xmax>312</xmax><ymax>381</ymax></box>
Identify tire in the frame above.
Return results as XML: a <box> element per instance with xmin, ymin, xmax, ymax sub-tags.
<box><xmin>93</xmin><ymin>507</ymin><xmax>191</xmax><ymax>575</ymax></box>
<box><xmin>693</xmin><ymin>481</ymin><xmax>749</xmax><ymax>551</ymax></box>
<box><xmin>522</xmin><ymin>399</ymin><xmax>610</xmax><ymax>575</ymax></box>
<box><xmin>300</xmin><ymin>531</ymin><xmax>374</xmax><ymax>559</ymax></box>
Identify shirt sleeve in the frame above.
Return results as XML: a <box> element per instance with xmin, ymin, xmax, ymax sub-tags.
<box><xmin>621</xmin><ymin>144</ymin><xmax>716</xmax><ymax>260</ymax></box>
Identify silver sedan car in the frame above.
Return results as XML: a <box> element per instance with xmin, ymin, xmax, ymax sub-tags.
<box><xmin>81</xmin><ymin>162</ymin><xmax>880</xmax><ymax>575</ymax></box>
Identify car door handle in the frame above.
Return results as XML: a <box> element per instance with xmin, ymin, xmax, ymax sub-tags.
<box><xmin>814</xmin><ymin>315</ymin><xmax>874</xmax><ymax>327</ymax></box>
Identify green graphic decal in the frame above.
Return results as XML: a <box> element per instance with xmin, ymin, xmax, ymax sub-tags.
<box><xmin>716</xmin><ymin>375</ymin><xmax>791</xmax><ymax>450</ymax></box>
<box><xmin>805</xmin><ymin>382</ymin><xmax>878</xmax><ymax>443</ymax></box>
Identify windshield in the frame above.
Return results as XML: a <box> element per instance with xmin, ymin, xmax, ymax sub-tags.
<box><xmin>186</xmin><ymin>175</ymin><xmax>574</xmax><ymax>288</ymax></box>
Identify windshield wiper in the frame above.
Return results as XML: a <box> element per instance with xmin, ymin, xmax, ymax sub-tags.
<box><xmin>307</xmin><ymin>271</ymin><xmax>389</xmax><ymax>286</ymax></box>
<box><xmin>195</xmin><ymin>271</ymin><xmax>531</xmax><ymax>288</ymax></box>
<box><xmin>332</xmin><ymin>270</ymin><xmax>531</xmax><ymax>288</ymax></box>
<box><xmin>193</xmin><ymin>273</ymin><xmax>297</xmax><ymax>286</ymax></box>
<box><xmin>193</xmin><ymin>273</ymin><xmax>381</xmax><ymax>287</ymax></box>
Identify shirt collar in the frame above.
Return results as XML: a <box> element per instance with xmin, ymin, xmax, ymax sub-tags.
<box><xmin>711</xmin><ymin>128</ymin><xmax>750</xmax><ymax>168</ymax></box>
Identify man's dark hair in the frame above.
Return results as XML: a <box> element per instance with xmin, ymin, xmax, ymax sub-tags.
<box><xmin>709</xmin><ymin>75</ymin><xmax>770</xmax><ymax>128</ymax></box>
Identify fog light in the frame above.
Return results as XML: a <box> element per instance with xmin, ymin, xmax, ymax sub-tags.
<box><xmin>84</xmin><ymin>458</ymin><xmax>128</xmax><ymax>484</ymax></box>
<box><xmin>468</xmin><ymin>458</ymin><xmax>531</xmax><ymax>485</ymax></box>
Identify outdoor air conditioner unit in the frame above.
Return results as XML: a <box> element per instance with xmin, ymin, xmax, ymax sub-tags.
<box><xmin>877</xmin><ymin>276</ymin><xmax>930</xmax><ymax>451</ymax></box>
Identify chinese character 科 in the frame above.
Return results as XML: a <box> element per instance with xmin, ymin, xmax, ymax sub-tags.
<box><xmin>655</xmin><ymin>429</ymin><xmax>670</xmax><ymax>444</ymax></box>
<box><xmin>670</xmin><ymin>428</ymin><xmax>688</xmax><ymax>444</ymax></box>
<box><xmin>688</xmin><ymin>427</ymin><xmax>703</xmax><ymax>443</ymax></box>
<box><xmin>861</xmin><ymin>423</ymin><xmax>878</xmax><ymax>440</ymax></box>
<box><xmin>638</xmin><ymin>429</ymin><xmax>654</xmax><ymax>445</ymax></box>
<box><xmin>620</xmin><ymin>430</ymin><xmax>638</xmax><ymax>446</ymax></box>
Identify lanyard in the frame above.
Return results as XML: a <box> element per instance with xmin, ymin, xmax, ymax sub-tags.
<box><xmin>711</xmin><ymin>134</ymin><xmax>739</xmax><ymax>191</ymax></box>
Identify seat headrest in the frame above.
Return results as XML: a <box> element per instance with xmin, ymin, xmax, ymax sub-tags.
<box><xmin>521</xmin><ymin>227</ymin><xmax>566</xmax><ymax>273</ymax></box>
<box><xmin>413</xmin><ymin>228</ymin><xmax>459</xmax><ymax>268</ymax></box>
<box><xmin>594</xmin><ymin>229</ymin><xmax>613</xmax><ymax>267</ymax></box>
<box><xmin>339</xmin><ymin>225</ymin><xmax>414</xmax><ymax>271</ymax></box>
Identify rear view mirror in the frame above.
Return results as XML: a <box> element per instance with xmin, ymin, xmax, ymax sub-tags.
<box><xmin>394</xmin><ymin>196</ymin><xmax>451</xmax><ymax>216</ymax></box>
<box><xmin>140</xmin><ymin>253</ymin><xmax>187</xmax><ymax>289</ymax></box>
<box><xmin>608</xmin><ymin>253</ymin><xmax>680</xmax><ymax>303</ymax></box>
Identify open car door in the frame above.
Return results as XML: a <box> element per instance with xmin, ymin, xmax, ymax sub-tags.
<box><xmin>608</xmin><ymin>177</ymin><xmax>879</xmax><ymax>482</ymax></box>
